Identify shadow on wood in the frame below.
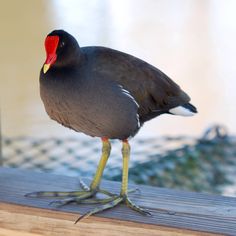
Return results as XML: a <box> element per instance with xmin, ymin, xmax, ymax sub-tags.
<box><xmin>0</xmin><ymin>167</ymin><xmax>236</xmax><ymax>235</ymax></box>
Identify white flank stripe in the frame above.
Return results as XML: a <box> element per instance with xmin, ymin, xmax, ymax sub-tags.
<box><xmin>120</xmin><ymin>87</ymin><xmax>139</xmax><ymax>108</ymax></box>
<box><xmin>119</xmin><ymin>85</ymin><xmax>140</xmax><ymax>127</ymax></box>
<box><xmin>169</xmin><ymin>106</ymin><xmax>195</xmax><ymax>117</ymax></box>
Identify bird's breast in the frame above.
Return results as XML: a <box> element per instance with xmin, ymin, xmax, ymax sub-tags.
<box><xmin>40</xmin><ymin>74</ymin><xmax>140</xmax><ymax>139</ymax></box>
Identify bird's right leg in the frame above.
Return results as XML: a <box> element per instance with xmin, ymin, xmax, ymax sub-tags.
<box><xmin>25</xmin><ymin>138</ymin><xmax>114</xmax><ymax>204</ymax></box>
<box><xmin>88</xmin><ymin>137</ymin><xmax>111</xmax><ymax>192</ymax></box>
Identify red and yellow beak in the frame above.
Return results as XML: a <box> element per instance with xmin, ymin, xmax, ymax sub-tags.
<box><xmin>43</xmin><ymin>53</ymin><xmax>57</xmax><ymax>73</ymax></box>
<box><xmin>43</xmin><ymin>64</ymin><xmax>50</xmax><ymax>74</ymax></box>
<box><xmin>43</xmin><ymin>35</ymin><xmax>59</xmax><ymax>74</ymax></box>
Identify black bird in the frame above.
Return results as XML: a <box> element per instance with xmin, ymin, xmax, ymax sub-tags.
<box><xmin>27</xmin><ymin>30</ymin><xmax>197</xmax><ymax>222</ymax></box>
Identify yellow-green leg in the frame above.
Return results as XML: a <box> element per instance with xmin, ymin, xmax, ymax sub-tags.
<box><xmin>76</xmin><ymin>140</ymin><xmax>151</xmax><ymax>223</ymax></box>
<box><xmin>25</xmin><ymin>138</ymin><xmax>114</xmax><ymax>204</ymax></box>
<box><xmin>90</xmin><ymin>138</ymin><xmax>111</xmax><ymax>191</ymax></box>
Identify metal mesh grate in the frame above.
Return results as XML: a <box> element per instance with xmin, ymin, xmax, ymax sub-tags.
<box><xmin>2</xmin><ymin>125</ymin><xmax>236</xmax><ymax>195</ymax></box>
<box><xmin>2</xmin><ymin>135</ymin><xmax>194</xmax><ymax>177</ymax></box>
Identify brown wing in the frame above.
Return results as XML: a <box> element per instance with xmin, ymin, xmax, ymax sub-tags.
<box><xmin>84</xmin><ymin>47</ymin><xmax>191</xmax><ymax>123</ymax></box>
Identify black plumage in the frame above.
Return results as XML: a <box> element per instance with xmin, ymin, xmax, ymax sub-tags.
<box><xmin>27</xmin><ymin>29</ymin><xmax>198</xmax><ymax>221</ymax></box>
<box><xmin>40</xmin><ymin>30</ymin><xmax>197</xmax><ymax>140</ymax></box>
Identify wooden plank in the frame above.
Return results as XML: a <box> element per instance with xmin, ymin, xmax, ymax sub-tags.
<box><xmin>0</xmin><ymin>228</ymin><xmax>41</xmax><ymax>236</ymax></box>
<box><xmin>0</xmin><ymin>167</ymin><xmax>235</xmax><ymax>235</ymax></box>
<box><xmin>0</xmin><ymin>202</ymin><xmax>213</xmax><ymax>236</ymax></box>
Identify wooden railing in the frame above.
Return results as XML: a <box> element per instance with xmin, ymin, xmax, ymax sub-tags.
<box><xmin>0</xmin><ymin>167</ymin><xmax>236</xmax><ymax>235</ymax></box>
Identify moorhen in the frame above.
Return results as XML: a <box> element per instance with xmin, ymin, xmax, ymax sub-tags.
<box><xmin>27</xmin><ymin>30</ymin><xmax>197</xmax><ymax>222</ymax></box>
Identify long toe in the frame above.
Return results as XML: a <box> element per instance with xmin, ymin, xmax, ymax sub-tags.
<box><xmin>75</xmin><ymin>196</ymin><xmax>123</xmax><ymax>223</ymax></box>
<box><xmin>75</xmin><ymin>194</ymin><xmax>151</xmax><ymax>223</ymax></box>
<box><xmin>125</xmin><ymin>197</ymin><xmax>151</xmax><ymax>216</ymax></box>
<box><xmin>49</xmin><ymin>192</ymin><xmax>95</xmax><ymax>207</ymax></box>
<box><xmin>25</xmin><ymin>190</ymin><xmax>91</xmax><ymax>198</ymax></box>
<box><xmin>25</xmin><ymin>186</ymin><xmax>116</xmax><ymax>199</ymax></box>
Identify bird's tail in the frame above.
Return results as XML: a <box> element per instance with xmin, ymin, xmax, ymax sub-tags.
<box><xmin>169</xmin><ymin>103</ymin><xmax>197</xmax><ymax>116</ymax></box>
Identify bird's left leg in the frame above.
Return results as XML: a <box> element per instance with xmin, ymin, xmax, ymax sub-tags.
<box><xmin>76</xmin><ymin>140</ymin><xmax>151</xmax><ymax>222</ymax></box>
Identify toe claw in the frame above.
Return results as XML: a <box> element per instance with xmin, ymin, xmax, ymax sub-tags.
<box><xmin>24</xmin><ymin>192</ymin><xmax>37</xmax><ymax>197</ymax></box>
<box><xmin>135</xmin><ymin>188</ymin><xmax>141</xmax><ymax>194</ymax></box>
<box><xmin>145</xmin><ymin>211</ymin><xmax>152</xmax><ymax>216</ymax></box>
<box><xmin>139</xmin><ymin>208</ymin><xmax>152</xmax><ymax>216</ymax></box>
<box><xmin>75</xmin><ymin>213</ymin><xmax>88</xmax><ymax>224</ymax></box>
<box><xmin>127</xmin><ymin>188</ymin><xmax>141</xmax><ymax>194</ymax></box>
<box><xmin>79</xmin><ymin>179</ymin><xmax>90</xmax><ymax>191</ymax></box>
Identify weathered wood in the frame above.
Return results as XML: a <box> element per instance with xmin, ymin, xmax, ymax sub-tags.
<box><xmin>0</xmin><ymin>167</ymin><xmax>235</xmax><ymax>235</ymax></box>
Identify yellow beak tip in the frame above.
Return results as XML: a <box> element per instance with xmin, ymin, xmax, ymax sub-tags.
<box><xmin>43</xmin><ymin>64</ymin><xmax>50</xmax><ymax>74</ymax></box>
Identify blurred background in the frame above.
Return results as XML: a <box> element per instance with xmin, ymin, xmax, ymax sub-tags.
<box><xmin>0</xmin><ymin>0</ymin><xmax>236</xmax><ymax>196</ymax></box>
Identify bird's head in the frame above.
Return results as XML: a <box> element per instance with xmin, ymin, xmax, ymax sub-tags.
<box><xmin>43</xmin><ymin>30</ymin><xmax>80</xmax><ymax>74</ymax></box>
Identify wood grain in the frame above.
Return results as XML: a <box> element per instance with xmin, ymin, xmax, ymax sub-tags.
<box><xmin>0</xmin><ymin>167</ymin><xmax>235</xmax><ymax>235</ymax></box>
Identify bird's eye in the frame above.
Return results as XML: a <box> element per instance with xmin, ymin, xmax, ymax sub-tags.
<box><xmin>59</xmin><ymin>42</ymin><xmax>65</xmax><ymax>48</ymax></box>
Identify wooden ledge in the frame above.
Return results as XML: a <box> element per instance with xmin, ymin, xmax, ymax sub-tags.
<box><xmin>0</xmin><ymin>167</ymin><xmax>236</xmax><ymax>235</ymax></box>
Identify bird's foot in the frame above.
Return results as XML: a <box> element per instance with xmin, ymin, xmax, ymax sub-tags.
<box><xmin>75</xmin><ymin>193</ymin><xmax>151</xmax><ymax>223</ymax></box>
<box><xmin>49</xmin><ymin>186</ymin><xmax>139</xmax><ymax>207</ymax></box>
<box><xmin>25</xmin><ymin>180</ymin><xmax>145</xmax><ymax>223</ymax></box>
<box><xmin>25</xmin><ymin>179</ymin><xmax>115</xmax><ymax>204</ymax></box>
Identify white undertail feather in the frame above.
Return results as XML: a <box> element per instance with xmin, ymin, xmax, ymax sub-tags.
<box><xmin>169</xmin><ymin>106</ymin><xmax>195</xmax><ymax>117</ymax></box>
